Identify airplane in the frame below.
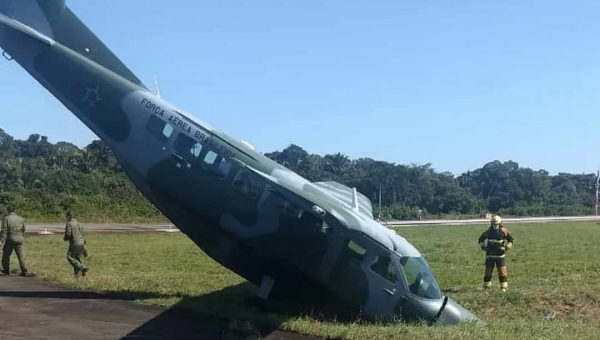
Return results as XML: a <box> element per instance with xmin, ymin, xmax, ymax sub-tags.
<box><xmin>0</xmin><ymin>0</ymin><xmax>479</xmax><ymax>325</ymax></box>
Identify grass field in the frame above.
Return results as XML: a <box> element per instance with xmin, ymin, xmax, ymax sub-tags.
<box><xmin>9</xmin><ymin>222</ymin><xmax>600</xmax><ymax>340</ymax></box>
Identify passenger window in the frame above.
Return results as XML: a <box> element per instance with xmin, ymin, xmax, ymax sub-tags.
<box><xmin>146</xmin><ymin>116</ymin><xmax>173</xmax><ymax>142</ymax></box>
<box><xmin>370</xmin><ymin>255</ymin><xmax>397</xmax><ymax>283</ymax></box>
<box><xmin>174</xmin><ymin>134</ymin><xmax>202</xmax><ymax>160</ymax></box>
<box><xmin>163</xmin><ymin>125</ymin><xmax>174</xmax><ymax>138</ymax></box>
<box><xmin>201</xmin><ymin>151</ymin><xmax>231</xmax><ymax>179</ymax></box>
<box><xmin>233</xmin><ymin>170</ymin><xmax>263</xmax><ymax>199</ymax></box>
<box><xmin>191</xmin><ymin>143</ymin><xmax>202</xmax><ymax>157</ymax></box>
<box><xmin>203</xmin><ymin>151</ymin><xmax>217</xmax><ymax>165</ymax></box>
<box><xmin>214</xmin><ymin>158</ymin><xmax>232</xmax><ymax>179</ymax></box>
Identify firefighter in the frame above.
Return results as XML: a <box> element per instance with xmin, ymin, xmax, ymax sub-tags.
<box><xmin>478</xmin><ymin>215</ymin><xmax>514</xmax><ymax>292</ymax></box>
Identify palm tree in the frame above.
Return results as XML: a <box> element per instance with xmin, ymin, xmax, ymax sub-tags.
<box><xmin>325</xmin><ymin>153</ymin><xmax>350</xmax><ymax>177</ymax></box>
<box><xmin>48</xmin><ymin>152</ymin><xmax>75</xmax><ymax>170</ymax></box>
<box><xmin>72</xmin><ymin>149</ymin><xmax>98</xmax><ymax>173</ymax></box>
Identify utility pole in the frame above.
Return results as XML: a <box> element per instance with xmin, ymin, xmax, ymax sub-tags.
<box><xmin>595</xmin><ymin>169</ymin><xmax>599</xmax><ymax>216</ymax></box>
<box><xmin>154</xmin><ymin>73</ymin><xmax>161</xmax><ymax>98</ymax></box>
<box><xmin>378</xmin><ymin>182</ymin><xmax>382</xmax><ymax>220</ymax></box>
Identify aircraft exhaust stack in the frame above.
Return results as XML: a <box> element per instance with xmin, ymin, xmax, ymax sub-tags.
<box><xmin>352</xmin><ymin>187</ymin><xmax>360</xmax><ymax>211</ymax></box>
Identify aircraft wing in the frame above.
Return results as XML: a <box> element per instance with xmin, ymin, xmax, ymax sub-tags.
<box><xmin>236</xmin><ymin>161</ymin><xmax>375</xmax><ymax>220</ymax></box>
<box><xmin>233</xmin><ymin>162</ymin><xmax>419</xmax><ymax>255</ymax></box>
<box><xmin>234</xmin><ymin>161</ymin><xmax>375</xmax><ymax>220</ymax></box>
<box><xmin>313</xmin><ymin>181</ymin><xmax>374</xmax><ymax>219</ymax></box>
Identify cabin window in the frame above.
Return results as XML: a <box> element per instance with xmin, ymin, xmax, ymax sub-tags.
<box><xmin>203</xmin><ymin>150</ymin><xmax>217</xmax><ymax>165</ymax></box>
<box><xmin>214</xmin><ymin>158</ymin><xmax>232</xmax><ymax>179</ymax></box>
<box><xmin>174</xmin><ymin>134</ymin><xmax>202</xmax><ymax>160</ymax></box>
<box><xmin>370</xmin><ymin>254</ymin><xmax>397</xmax><ymax>283</ymax></box>
<box><xmin>233</xmin><ymin>170</ymin><xmax>263</xmax><ymax>199</ymax></box>
<box><xmin>201</xmin><ymin>151</ymin><xmax>231</xmax><ymax>179</ymax></box>
<box><xmin>146</xmin><ymin>116</ymin><xmax>172</xmax><ymax>142</ymax></box>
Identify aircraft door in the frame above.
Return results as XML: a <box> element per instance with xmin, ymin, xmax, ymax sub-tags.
<box><xmin>363</xmin><ymin>251</ymin><xmax>405</xmax><ymax>322</ymax></box>
<box><xmin>148</xmin><ymin>131</ymin><xmax>232</xmax><ymax>215</ymax></box>
<box><xmin>153</xmin><ymin>133</ymin><xmax>203</xmax><ymax>202</ymax></box>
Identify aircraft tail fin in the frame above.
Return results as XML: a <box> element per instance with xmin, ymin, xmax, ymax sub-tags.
<box><xmin>0</xmin><ymin>0</ymin><xmax>147</xmax><ymax>89</ymax></box>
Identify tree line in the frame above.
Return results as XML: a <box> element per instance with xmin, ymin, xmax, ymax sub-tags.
<box><xmin>0</xmin><ymin>128</ymin><xmax>596</xmax><ymax>222</ymax></box>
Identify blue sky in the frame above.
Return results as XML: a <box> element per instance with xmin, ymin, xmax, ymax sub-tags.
<box><xmin>1</xmin><ymin>0</ymin><xmax>600</xmax><ymax>175</ymax></box>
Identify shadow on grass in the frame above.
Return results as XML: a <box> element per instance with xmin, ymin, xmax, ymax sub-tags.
<box><xmin>0</xmin><ymin>277</ymin><xmax>349</xmax><ymax>339</ymax></box>
<box><xmin>121</xmin><ymin>282</ymin><xmax>356</xmax><ymax>340</ymax></box>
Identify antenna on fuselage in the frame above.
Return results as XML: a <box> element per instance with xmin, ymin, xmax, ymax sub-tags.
<box><xmin>352</xmin><ymin>187</ymin><xmax>360</xmax><ymax>212</ymax></box>
<box><xmin>154</xmin><ymin>73</ymin><xmax>161</xmax><ymax>98</ymax></box>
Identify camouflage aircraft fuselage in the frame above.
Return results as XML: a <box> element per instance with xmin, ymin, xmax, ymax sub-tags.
<box><xmin>0</xmin><ymin>0</ymin><xmax>478</xmax><ymax>325</ymax></box>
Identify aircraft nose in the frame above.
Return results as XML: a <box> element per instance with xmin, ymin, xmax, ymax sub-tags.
<box><xmin>435</xmin><ymin>297</ymin><xmax>483</xmax><ymax>325</ymax></box>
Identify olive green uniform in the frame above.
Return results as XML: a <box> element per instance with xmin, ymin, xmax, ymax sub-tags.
<box><xmin>64</xmin><ymin>218</ymin><xmax>88</xmax><ymax>275</ymax></box>
<box><xmin>0</xmin><ymin>212</ymin><xmax>28</xmax><ymax>275</ymax></box>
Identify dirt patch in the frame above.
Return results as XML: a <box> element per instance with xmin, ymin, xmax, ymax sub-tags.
<box><xmin>531</xmin><ymin>292</ymin><xmax>600</xmax><ymax>320</ymax></box>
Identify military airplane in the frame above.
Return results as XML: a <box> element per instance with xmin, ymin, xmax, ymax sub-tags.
<box><xmin>0</xmin><ymin>0</ymin><xmax>479</xmax><ymax>325</ymax></box>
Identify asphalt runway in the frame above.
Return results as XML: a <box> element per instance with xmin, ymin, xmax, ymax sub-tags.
<box><xmin>27</xmin><ymin>215</ymin><xmax>600</xmax><ymax>235</ymax></box>
<box><xmin>26</xmin><ymin>223</ymin><xmax>178</xmax><ymax>235</ymax></box>
<box><xmin>0</xmin><ymin>275</ymin><xmax>321</xmax><ymax>340</ymax></box>
<box><xmin>384</xmin><ymin>215</ymin><xmax>600</xmax><ymax>227</ymax></box>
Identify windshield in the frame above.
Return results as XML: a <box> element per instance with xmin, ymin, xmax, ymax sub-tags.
<box><xmin>398</xmin><ymin>256</ymin><xmax>442</xmax><ymax>299</ymax></box>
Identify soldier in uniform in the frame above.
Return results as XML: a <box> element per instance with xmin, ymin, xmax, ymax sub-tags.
<box><xmin>0</xmin><ymin>206</ymin><xmax>30</xmax><ymax>276</ymax></box>
<box><xmin>63</xmin><ymin>210</ymin><xmax>89</xmax><ymax>277</ymax></box>
<box><xmin>478</xmin><ymin>215</ymin><xmax>514</xmax><ymax>292</ymax></box>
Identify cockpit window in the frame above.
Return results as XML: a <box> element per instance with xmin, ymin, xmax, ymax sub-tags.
<box><xmin>370</xmin><ymin>254</ymin><xmax>397</xmax><ymax>283</ymax></box>
<box><xmin>399</xmin><ymin>256</ymin><xmax>442</xmax><ymax>299</ymax></box>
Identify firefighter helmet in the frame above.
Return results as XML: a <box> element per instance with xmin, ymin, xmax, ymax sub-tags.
<box><xmin>491</xmin><ymin>215</ymin><xmax>502</xmax><ymax>225</ymax></box>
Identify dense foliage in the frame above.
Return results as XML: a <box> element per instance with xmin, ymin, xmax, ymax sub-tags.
<box><xmin>0</xmin><ymin>129</ymin><xmax>165</xmax><ymax>222</ymax></box>
<box><xmin>265</xmin><ymin>146</ymin><xmax>597</xmax><ymax>219</ymax></box>
<box><xmin>0</xmin><ymin>128</ymin><xmax>596</xmax><ymax>222</ymax></box>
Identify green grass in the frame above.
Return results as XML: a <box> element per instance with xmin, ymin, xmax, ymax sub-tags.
<box><xmin>8</xmin><ymin>222</ymin><xmax>600</xmax><ymax>340</ymax></box>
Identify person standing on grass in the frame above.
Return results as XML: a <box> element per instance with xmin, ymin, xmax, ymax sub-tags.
<box><xmin>478</xmin><ymin>214</ymin><xmax>514</xmax><ymax>292</ymax></box>
<box><xmin>63</xmin><ymin>210</ymin><xmax>89</xmax><ymax>277</ymax></box>
<box><xmin>0</xmin><ymin>206</ymin><xmax>31</xmax><ymax>277</ymax></box>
